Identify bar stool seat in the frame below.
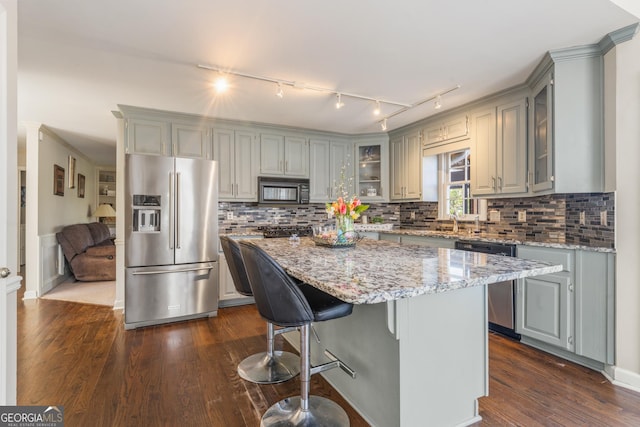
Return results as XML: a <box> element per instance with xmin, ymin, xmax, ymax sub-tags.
<box><xmin>220</xmin><ymin>236</ymin><xmax>300</xmax><ymax>384</ymax></box>
<box><xmin>239</xmin><ymin>240</ymin><xmax>354</xmax><ymax>427</ymax></box>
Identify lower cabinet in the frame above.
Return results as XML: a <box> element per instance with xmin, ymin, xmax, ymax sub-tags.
<box><xmin>400</xmin><ymin>235</ymin><xmax>456</xmax><ymax>249</ymax></box>
<box><xmin>516</xmin><ymin>245</ymin><xmax>614</xmax><ymax>367</ymax></box>
<box><xmin>517</xmin><ymin>273</ymin><xmax>573</xmax><ymax>351</ymax></box>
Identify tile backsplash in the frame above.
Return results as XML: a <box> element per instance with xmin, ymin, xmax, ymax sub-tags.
<box><xmin>219</xmin><ymin>192</ymin><xmax>615</xmax><ymax>248</ymax></box>
<box><xmin>400</xmin><ymin>193</ymin><xmax>615</xmax><ymax>248</ymax></box>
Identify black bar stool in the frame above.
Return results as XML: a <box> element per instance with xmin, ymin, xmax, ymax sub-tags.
<box><xmin>239</xmin><ymin>240</ymin><xmax>355</xmax><ymax>427</ymax></box>
<box><xmin>220</xmin><ymin>236</ymin><xmax>300</xmax><ymax>384</ymax></box>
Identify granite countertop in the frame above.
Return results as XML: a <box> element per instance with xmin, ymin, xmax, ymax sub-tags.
<box><xmin>248</xmin><ymin>238</ymin><xmax>562</xmax><ymax>304</ymax></box>
<box><xmin>356</xmin><ymin>227</ymin><xmax>616</xmax><ymax>253</ymax></box>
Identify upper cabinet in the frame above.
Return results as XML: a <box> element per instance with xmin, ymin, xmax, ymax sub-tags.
<box><xmin>126</xmin><ymin>117</ymin><xmax>170</xmax><ymax>156</ymax></box>
<box><xmin>354</xmin><ymin>137</ymin><xmax>389</xmax><ymax>202</ymax></box>
<box><xmin>260</xmin><ymin>134</ymin><xmax>309</xmax><ymax>177</ymax></box>
<box><xmin>390</xmin><ymin>131</ymin><xmax>422</xmax><ymax>201</ymax></box>
<box><xmin>530</xmin><ymin>70</ymin><xmax>554</xmax><ymax>192</ymax></box>
<box><xmin>213</xmin><ymin>129</ymin><xmax>259</xmax><ymax>201</ymax></box>
<box><xmin>309</xmin><ymin>139</ymin><xmax>352</xmax><ymax>202</ymax></box>
<box><xmin>172</xmin><ymin>123</ymin><xmax>210</xmax><ymax>159</ymax></box>
<box><xmin>527</xmin><ymin>49</ymin><xmax>604</xmax><ymax>194</ymax></box>
<box><xmin>471</xmin><ymin>96</ymin><xmax>528</xmax><ymax>197</ymax></box>
<box><xmin>423</xmin><ymin>114</ymin><xmax>469</xmax><ymax>147</ymax></box>
<box><xmin>123</xmin><ymin>112</ymin><xmax>211</xmax><ymax>160</ymax></box>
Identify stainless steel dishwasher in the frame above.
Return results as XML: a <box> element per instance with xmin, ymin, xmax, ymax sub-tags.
<box><xmin>455</xmin><ymin>240</ymin><xmax>520</xmax><ymax>340</ymax></box>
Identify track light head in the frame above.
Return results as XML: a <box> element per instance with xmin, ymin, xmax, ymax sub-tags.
<box><xmin>214</xmin><ymin>77</ymin><xmax>229</xmax><ymax>93</ymax></box>
<box><xmin>381</xmin><ymin>118</ymin><xmax>388</xmax><ymax>131</ymax></box>
<box><xmin>276</xmin><ymin>82</ymin><xmax>284</xmax><ymax>98</ymax></box>
<box><xmin>335</xmin><ymin>93</ymin><xmax>344</xmax><ymax>109</ymax></box>
<box><xmin>373</xmin><ymin>100</ymin><xmax>381</xmax><ymax>116</ymax></box>
<box><xmin>434</xmin><ymin>95</ymin><xmax>442</xmax><ymax>110</ymax></box>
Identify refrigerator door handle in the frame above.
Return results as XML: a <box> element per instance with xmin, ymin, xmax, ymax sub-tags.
<box><xmin>176</xmin><ymin>172</ymin><xmax>181</xmax><ymax>249</ymax></box>
<box><xmin>132</xmin><ymin>265</ymin><xmax>216</xmax><ymax>276</ymax></box>
<box><xmin>169</xmin><ymin>172</ymin><xmax>175</xmax><ymax>250</ymax></box>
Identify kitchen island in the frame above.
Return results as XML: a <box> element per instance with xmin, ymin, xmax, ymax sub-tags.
<box><xmin>249</xmin><ymin>238</ymin><xmax>562</xmax><ymax>426</ymax></box>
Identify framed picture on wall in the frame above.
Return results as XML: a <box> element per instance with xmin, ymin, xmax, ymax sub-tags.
<box><xmin>68</xmin><ymin>156</ymin><xmax>76</xmax><ymax>188</ymax></box>
<box><xmin>77</xmin><ymin>173</ymin><xmax>85</xmax><ymax>198</ymax></box>
<box><xmin>54</xmin><ymin>164</ymin><xmax>65</xmax><ymax>196</ymax></box>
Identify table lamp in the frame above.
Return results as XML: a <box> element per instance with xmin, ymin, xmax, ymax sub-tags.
<box><xmin>93</xmin><ymin>204</ymin><xmax>116</xmax><ymax>223</ymax></box>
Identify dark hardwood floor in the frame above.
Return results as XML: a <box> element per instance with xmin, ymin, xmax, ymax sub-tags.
<box><xmin>17</xmin><ymin>290</ymin><xmax>640</xmax><ymax>426</ymax></box>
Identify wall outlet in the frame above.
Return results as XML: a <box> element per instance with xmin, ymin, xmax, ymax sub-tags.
<box><xmin>518</xmin><ymin>210</ymin><xmax>527</xmax><ymax>222</ymax></box>
<box><xmin>600</xmin><ymin>211</ymin><xmax>608</xmax><ymax>226</ymax></box>
<box><xmin>226</xmin><ymin>211</ymin><xmax>234</xmax><ymax>220</ymax></box>
<box><xmin>489</xmin><ymin>210</ymin><xmax>500</xmax><ymax>222</ymax></box>
<box><xmin>579</xmin><ymin>211</ymin><xmax>586</xmax><ymax>226</ymax></box>
<box><xmin>410</xmin><ymin>211</ymin><xmax>416</xmax><ymax>220</ymax></box>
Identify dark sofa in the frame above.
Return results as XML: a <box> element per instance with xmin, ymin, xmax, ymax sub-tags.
<box><xmin>56</xmin><ymin>222</ymin><xmax>116</xmax><ymax>281</ymax></box>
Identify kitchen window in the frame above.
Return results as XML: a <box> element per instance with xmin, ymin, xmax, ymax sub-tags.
<box><xmin>438</xmin><ymin>149</ymin><xmax>486</xmax><ymax>220</ymax></box>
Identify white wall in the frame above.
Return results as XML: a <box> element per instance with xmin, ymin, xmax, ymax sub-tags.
<box><xmin>607</xmin><ymin>32</ymin><xmax>640</xmax><ymax>389</ymax></box>
<box><xmin>24</xmin><ymin>124</ymin><xmax>97</xmax><ymax>298</ymax></box>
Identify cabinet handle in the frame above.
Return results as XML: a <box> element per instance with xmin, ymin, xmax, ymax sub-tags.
<box><xmin>285</xmin><ymin>160</ymin><xmax>288</xmax><ymax>172</ymax></box>
<box><xmin>498</xmin><ymin>176</ymin><xmax>503</xmax><ymax>190</ymax></box>
<box><xmin>569</xmin><ymin>284</ymin><xmax>574</xmax><ymax>292</ymax></box>
<box><xmin>492</xmin><ymin>176</ymin><xmax>496</xmax><ymax>191</ymax></box>
<box><xmin>568</xmin><ymin>336</ymin><xmax>573</xmax><ymax>345</ymax></box>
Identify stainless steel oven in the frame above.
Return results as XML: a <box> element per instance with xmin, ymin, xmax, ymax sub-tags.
<box><xmin>258</xmin><ymin>177</ymin><xmax>309</xmax><ymax>205</ymax></box>
<box><xmin>455</xmin><ymin>240</ymin><xmax>520</xmax><ymax>340</ymax></box>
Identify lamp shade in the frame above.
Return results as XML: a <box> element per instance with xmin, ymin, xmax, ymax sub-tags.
<box><xmin>93</xmin><ymin>204</ymin><xmax>116</xmax><ymax>218</ymax></box>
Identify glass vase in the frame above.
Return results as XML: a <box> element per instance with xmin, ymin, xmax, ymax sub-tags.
<box><xmin>335</xmin><ymin>215</ymin><xmax>356</xmax><ymax>244</ymax></box>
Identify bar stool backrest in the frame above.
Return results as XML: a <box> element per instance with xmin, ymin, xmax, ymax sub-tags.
<box><xmin>239</xmin><ymin>241</ymin><xmax>314</xmax><ymax>327</ymax></box>
<box><xmin>220</xmin><ymin>236</ymin><xmax>253</xmax><ymax>296</ymax></box>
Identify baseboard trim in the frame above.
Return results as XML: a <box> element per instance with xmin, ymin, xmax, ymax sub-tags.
<box><xmin>23</xmin><ymin>290</ymin><xmax>38</xmax><ymax>300</ymax></box>
<box><xmin>602</xmin><ymin>365</ymin><xmax>640</xmax><ymax>393</ymax></box>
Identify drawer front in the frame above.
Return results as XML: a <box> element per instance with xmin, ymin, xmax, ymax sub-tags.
<box><xmin>517</xmin><ymin>246</ymin><xmax>573</xmax><ymax>273</ymax></box>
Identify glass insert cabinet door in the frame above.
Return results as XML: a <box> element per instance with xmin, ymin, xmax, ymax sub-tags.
<box><xmin>357</xmin><ymin>144</ymin><xmax>382</xmax><ymax>198</ymax></box>
<box><xmin>531</xmin><ymin>71</ymin><xmax>554</xmax><ymax>192</ymax></box>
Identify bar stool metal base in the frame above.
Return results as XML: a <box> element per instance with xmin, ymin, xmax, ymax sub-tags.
<box><xmin>237</xmin><ymin>351</ymin><xmax>300</xmax><ymax>384</ymax></box>
<box><xmin>260</xmin><ymin>396</ymin><xmax>350</xmax><ymax>427</ymax></box>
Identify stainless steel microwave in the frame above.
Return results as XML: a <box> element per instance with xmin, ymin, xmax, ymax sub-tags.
<box><xmin>258</xmin><ymin>177</ymin><xmax>310</xmax><ymax>205</ymax></box>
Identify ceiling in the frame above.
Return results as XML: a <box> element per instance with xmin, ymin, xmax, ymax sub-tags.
<box><xmin>16</xmin><ymin>1</ymin><xmax>639</xmax><ymax>165</ymax></box>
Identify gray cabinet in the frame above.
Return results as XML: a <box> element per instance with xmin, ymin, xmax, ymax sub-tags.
<box><xmin>260</xmin><ymin>134</ymin><xmax>309</xmax><ymax>177</ymax></box>
<box><xmin>517</xmin><ymin>246</ymin><xmax>574</xmax><ymax>351</ymax></box>
<box><xmin>518</xmin><ymin>273</ymin><xmax>574</xmax><ymax>351</ymax></box>
<box><xmin>309</xmin><ymin>138</ymin><xmax>351</xmax><ymax>202</ymax></box>
<box><xmin>527</xmin><ymin>48</ymin><xmax>604</xmax><ymax>194</ymax></box>
<box><xmin>172</xmin><ymin>123</ymin><xmax>210</xmax><ymax>159</ymax></box>
<box><xmin>125</xmin><ymin>117</ymin><xmax>210</xmax><ymax>159</ymax></box>
<box><xmin>126</xmin><ymin>117</ymin><xmax>170</xmax><ymax>156</ymax></box>
<box><xmin>400</xmin><ymin>235</ymin><xmax>456</xmax><ymax>248</ymax></box>
<box><xmin>574</xmin><ymin>251</ymin><xmax>615</xmax><ymax>364</ymax></box>
<box><xmin>516</xmin><ymin>245</ymin><xmax>614</xmax><ymax>367</ymax></box>
<box><xmin>530</xmin><ymin>70</ymin><xmax>554</xmax><ymax>192</ymax></box>
<box><xmin>471</xmin><ymin>97</ymin><xmax>527</xmax><ymax>197</ymax></box>
<box><xmin>213</xmin><ymin>129</ymin><xmax>259</xmax><ymax>201</ymax></box>
<box><xmin>423</xmin><ymin>114</ymin><xmax>469</xmax><ymax>147</ymax></box>
<box><xmin>354</xmin><ymin>138</ymin><xmax>389</xmax><ymax>202</ymax></box>
<box><xmin>390</xmin><ymin>131</ymin><xmax>422</xmax><ymax>201</ymax></box>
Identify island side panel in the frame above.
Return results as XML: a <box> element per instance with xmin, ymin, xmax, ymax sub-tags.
<box><xmin>399</xmin><ymin>285</ymin><xmax>488</xmax><ymax>426</ymax></box>
<box><xmin>284</xmin><ymin>303</ymin><xmax>402</xmax><ymax>426</ymax></box>
<box><xmin>282</xmin><ymin>285</ymin><xmax>488</xmax><ymax>426</ymax></box>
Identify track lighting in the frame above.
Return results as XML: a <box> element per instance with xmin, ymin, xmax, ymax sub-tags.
<box><xmin>373</xmin><ymin>100</ymin><xmax>381</xmax><ymax>116</ymax></box>
<box><xmin>197</xmin><ymin>64</ymin><xmax>460</xmax><ymax>129</ymax></box>
<box><xmin>434</xmin><ymin>95</ymin><xmax>442</xmax><ymax>110</ymax></box>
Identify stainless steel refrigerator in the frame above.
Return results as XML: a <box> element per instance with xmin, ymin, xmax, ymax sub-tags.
<box><xmin>124</xmin><ymin>154</ymin><xmax>218</xmax><ymax>329</ymax></box>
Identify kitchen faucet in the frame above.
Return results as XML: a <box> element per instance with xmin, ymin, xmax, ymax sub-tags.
<box><xmin>450</xmin><ymin>214</ymin><xmax>459</xmax><ymax>233</ymax></box>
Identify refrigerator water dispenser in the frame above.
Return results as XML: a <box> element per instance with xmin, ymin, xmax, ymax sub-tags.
<box><xmin>132</xmin><ymin>195</ymin><xmax>161</xmax><ymax>233</ymax></box>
